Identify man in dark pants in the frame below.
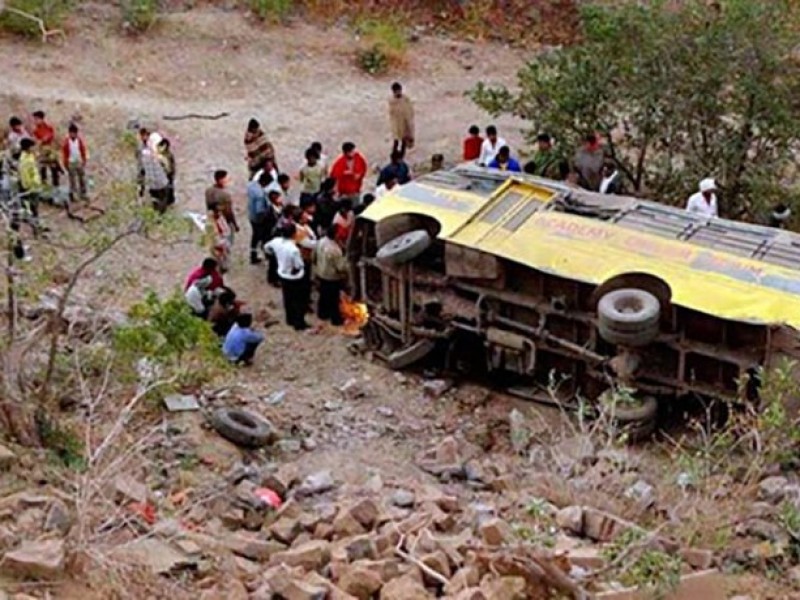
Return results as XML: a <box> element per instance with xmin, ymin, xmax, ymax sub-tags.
<box><xmin>265</xmin><ymin>224</ymin><xmax>309</xmax><ymax>331</ymax></box>
<box><xmin>247</xmin><ymin>171</ymin><xmax>272</xmax><ymax>264</ymax></box>
<box><xmin>314</xmin><ymin>225</ymin><xmax>349</xmax><ymax>326</ymax></box>
<box><xmin>264</xmin><ymin>189</ymin><xmax>282</xmax><ymax>286</ymax></box>
<box><xmin>223</xmin><ymin>313</ymin><xmax>264</xmax><ymax>365</ymax></box>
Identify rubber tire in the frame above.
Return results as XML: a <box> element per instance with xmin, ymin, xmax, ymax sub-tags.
<box><xmin>600</xmin><ymin>392</ymin><xmax>658</xmax><ymax>422</ymax></box>
<box><xmin>376</xmin><ymin>229</ymin><xmax>432</xmax><ymax>265</ymax></box>
<box><xmin>598</xmin><ymin>289</ymin><xmax>660</xmax><ymax>333</ymax></box>
<box><xmin>598</xmin><ymin>320</ymin><xmax>659</xmax><ymax>347</ymax></box>
<box><xmin>387</xmin><ymin>338</ymin><xmax>437</xmax><ymax>370</ymax></box>
<box><xmin>211</xmin><ymin>408</ymin><xmax>277</xmax><ymax>448</ymax></box>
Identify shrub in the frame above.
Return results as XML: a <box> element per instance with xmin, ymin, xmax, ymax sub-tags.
<box><xmin>120</xmin><ymin>0</ymin><xmax>159</xmax><ymax>34</ymax></box>
<box><xmin>0</xmin><ymin>0</ymin><xmax>71</xmax><ymax>38</ymax></box>
<box><xmin>355</xmin><ymin>17</ymin><xmax>407</xmax><ymax>75</ymax></box>
<box><xmin>249</xmin><ymin>0</ymin><xmax>293</xmax><ymax>22</ymax></box>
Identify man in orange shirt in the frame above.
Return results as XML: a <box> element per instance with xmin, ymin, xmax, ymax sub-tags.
<box><xmin>32</xmin><ymin>111</ymin><xmax>61</xmax><ymax>188</ymax></box>
<box><xmin>329</xmin><ymin>142</ymin><xmax>367</xmax><ymax>201</ymax></box>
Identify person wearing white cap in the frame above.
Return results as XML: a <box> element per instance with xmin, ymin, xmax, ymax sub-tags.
<box><xmin>686</xmin><ymin>178</ymin><xmax>719</xmax><ymax>218</ymax></box>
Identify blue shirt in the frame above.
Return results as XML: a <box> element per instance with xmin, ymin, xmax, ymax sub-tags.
<box><xmin>247</xmin><ymin>180</ymin><xmax>268</xmax><ymax>222</ymax></box>
<box><xmin>223</xmin><ymin>324</ymin><xmax>264</xmax><ymax>360</ymax></box>
<box><xmin>488</xmin><ymin>157</ymin><xmax>522</xmax><ymax>173</ymax></box>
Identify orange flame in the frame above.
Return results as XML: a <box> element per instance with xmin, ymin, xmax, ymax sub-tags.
<box><xmin>339</xmin><ymin>294</ymin><xmax>369</xmax><ymax>336</ymax></box>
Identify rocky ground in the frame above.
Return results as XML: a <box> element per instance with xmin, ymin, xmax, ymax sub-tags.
<box><xmin>0</xmin><ymin>4</ymin><xmax>798</xmax><ymax>600</ymax></box>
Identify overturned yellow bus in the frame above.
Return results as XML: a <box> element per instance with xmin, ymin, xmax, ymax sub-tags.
<box><xmin>348</xmin><ymin>165</ymin><xmax>800</xmax><ymax>437</ymax></box>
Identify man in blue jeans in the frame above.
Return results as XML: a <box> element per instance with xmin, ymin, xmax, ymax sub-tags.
<box><xmin>222</xmin><ymin>314</ymin><xmax>264</xmax><ymax>365</ymax></box>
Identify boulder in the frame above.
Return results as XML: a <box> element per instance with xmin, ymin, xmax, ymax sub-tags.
<box><xmin>349</xmin><ymin>498</ymin><xmax>380</xmax><ymax>529</ymax></box>
<box><xmin>297</xmin><ymin>470</ymin><xmax>335</xmax><ymax>497</ymax></box>
<box><xmin>265</xmin><ymin>564</ymin><xmax>328</xmax><ymax>600</ymax></box>
<box><xmin>113</xmin><ymin>474</ymin><xmax>148</xmax><ymax>504</ymax></box>
<box><xmin>420</xmin><ymin>550</ymin><xmax>451</xmax><ymax>585</ymax></box>
<box><xmin>445</xmin><ymin>566</ymin><xmax>481</xmax><ymax>595</ymax></box>
<box><xmin>478</xmin><ymin>518</ymin><xmax>513</xmax><ymax>546</ymax></box>
<box><xmin>681</xmin><ymin>547</ymin><xmax>715</xmax><ymax>570</ymax></box>
<box><xmin>333</xmin><ymin>509</ymin><xmax>367</xmax><ymax>538</ymax></box>
<box><xmin>338</xmin><ymin>564</ymin><xmax>383</xmax><ymax>599</ymax></box>
<box><xmin>0</xmin><ymin>444</ymin><xmax>15</xmax><ymax>469</ymax></box>
<box><xmin>758</xmin><ymin>476</ymin><xmax>790</xmax><ymax>504</ymax></box>
<box><xmin>380</xmin><ymin>575</ymin><xmax>432</xmax><ymax>600</ymax></box>
<box><xmin>435</xmin><ymin>436</ymin><xmax>460</xmax><ymax>464</ymax></box>
<box><xmin>1</xmin><ymin>539</ymin><xmax>65</xmax><ymax>579</ymax></box>
<box><xmin>345</xmin><ymin>535</ymin><xmax>378</xmax><ymax>562</ymax></box>
<box><xmin>480</xmin><ymin>576</ymin><xmax>526</xmax><ymax>600</ymax></box>
<box><xmin>555</xmin><ymin>506</ymin><xmax>584</xmax><ymax>534</ymax></box>
<box><xmin>225</xmin><ymin>532</ymin><xmax>285</xmax><ymax>561</ymax></box>
<box><xmin>270</xmin><ymin>517</ymin><xmax>303</xmax><ymax>545</ymax></box>
<box><xmin>270</xmin><ymin>540</ymin><xmax>331</xmax><ymax>571</ymax></box>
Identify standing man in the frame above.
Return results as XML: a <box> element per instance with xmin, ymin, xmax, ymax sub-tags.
<box><xmin>573</xmin><ymin>133</ymin><xmax>605</xmax><ymax>191</ymax></box>
<box><xmin>141</xmin><ymin>143</ymin><xmax>170</xmax><ymax>213</ymax></box>
<box><xmin>463</xmin><ymin>125</ymin><xmax>483</xmax><ymax>161</ymax></box>
<box><xmin>298</xmin><ymin>147</ymin><xmax>325</xmax><ymax>205</ymax></box>
<box><xmin>18</xmin><ymin>138</ymin><xmax>43</xmax><ymax>203</ymax></box>
<box><xmin>388</xmin><ymin>82</ymin><xmax>415</xmax><ymax>156</ymax></box>
<box><xmin>599</xmin><ymin>162</ymin><xmax>623</xmax><ymax>195</ymax></box>
<box><xmin>247</xmin><ymin>171</ymin><xmax>272</xmax><ymax>265</ymax></box>
<box><xmin>265</xmin><ymin>223</ymin><xmax>309</xmax><ymax>331</ymax></box>
<box><xmin>329</xmin><ymin>142</ymin><xmax>367</xmax><ymax>201</ymax></box>
<box><xmin>61</xmin><ymin>123</ymin><xmax>89</xmax><ymax>202</ymax></box>
<box><xmin>6</xmin><ymin>117</ymin><xmax>31</xmax><ymax>155</ymax></box>
<box><xmin>205</xmin><ymin>170</ymin><xmax>239</xmax><ymax>246</ymax></box>
<box><xmin>478</xmin><ymin>125</ymin><xmax>507</xmax><ymax>167</ymax></box>
<box><xmin>31</xmin><ymin>111</ymin><xmax>60</xmax><ymax>188</ymax></box>
<box><xmin>314</xmin><ymin>225</ymin><xmax>349</xmax><ymax>326</ymax></box>
<box><xmin>686</xmin><ymin>178</ymin><xmax>719</xmax><ymax>218</ymax></box>
<box><xmin>244</xmin><ymin>118</ymin><xmax>276</xmax><ymax>178</ymax></box>
<box><xmin>523</xmin><ymin>134</ymin><xmax>567</xmax><ymax>180</ymax></box>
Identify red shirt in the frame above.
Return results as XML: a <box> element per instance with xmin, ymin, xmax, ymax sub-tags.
<box><xmin>185</xmin><ymin>266</ymin><xmax>223</xmax><ymax>292</ymax></box>
<box><xmin>463</xmin><ymin>135</ymin><xmax>483</xmax><ymax>161</ymax></box>
<box><xmin>329</xmin><ymin>152</ymin><xmax>368</xmax><ymax>196</ymax></box>
<box><xmin>33</xmin><ymin>122</ymin><xmax>55</xmax><ymax>145</ymax></box>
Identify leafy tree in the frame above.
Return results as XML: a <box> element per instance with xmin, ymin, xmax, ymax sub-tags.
<box><xmin>470</xmin><ymin>0</ymin><xmax>800</xmax><ymax>220</ymax></box>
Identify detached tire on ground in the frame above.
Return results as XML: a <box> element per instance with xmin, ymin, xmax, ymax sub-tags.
<box><xmin>597</xmin><ymin>288</ymin><xmax>661</xmax><ymax>347</ymax></box>
<box><xmin>211</xmin><ymin>408</ymin><xmax>277</xmax><ymax>448</ymax></box>
<box><xmin>599</xmin><ymin>392</ymin><xmax>658</xmax><ymax>443</ymax></box>
<box><xmin>376</xmin><ymin>229</ymin><xmax>432</xmax><ymax>265</ymax></box>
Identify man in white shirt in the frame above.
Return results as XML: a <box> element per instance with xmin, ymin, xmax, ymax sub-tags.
<box><xmin>686</xmin><ymin>178</ymin><xmax>719</xmax><ymax>218</ymax></box>
<box><xmin>478</xmin><ymin>125</ymin><xmax>507</xmax><ymax>167</ymax></box>
<box><xmin>264</xmin><ymin>223</ymin><xmax>309</xmax><ymax>331</ymax></box>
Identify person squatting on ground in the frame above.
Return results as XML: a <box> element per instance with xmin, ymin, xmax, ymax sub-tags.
<box><xmin>264</xmin><ymin>223</ymin><xmax>309</xmax><ymax>331</ymax></box>
<box><xmin>314</xmin><ymin>224</ymin><xmax>349</xmax><ymax>326</ymax></box>
<box><xmin>223</xmin><ymin>313</ymin><xmax>264</xmax><ymax>365</ymax></box>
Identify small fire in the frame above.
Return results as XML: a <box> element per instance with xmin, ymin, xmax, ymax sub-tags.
<box><xmin>339</xmin><ymin>294</ymin><xmax>369</xmax><ymax>336</ymax></box>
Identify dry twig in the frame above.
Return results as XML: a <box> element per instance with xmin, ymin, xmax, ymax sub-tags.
<box><xmin>394</xmin><ymin>534</ymin><xmax>450</xmax><ymax>587</ymax></box>
<box><xmin>1</xmin><ymin>6</ymin><xmax>66</xmax><ymax>43</ymax></box>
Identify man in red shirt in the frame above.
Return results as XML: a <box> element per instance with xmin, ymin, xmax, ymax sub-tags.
<box><xmin>32</xmin><ymin>111</ymin><xmax>61</xmax><ymax>188</ymax></box>
<box><xmin>329</xmin><ymin>142</ymin><xmax>367</xmax><ymax>200</ymax></box>
<box><xmin>463</xmin><ymin>125</ymin><xmax>483</xmax><ymax>161</ymax></box>
<box><xmin>185</xmin><ymin>258</ymin><xmax>224</xmax><ymax>292</ymax></box>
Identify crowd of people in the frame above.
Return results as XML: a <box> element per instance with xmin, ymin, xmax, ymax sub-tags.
<box><xmin>2</xmin><ymin>79</ymin><xmax>793</xmax><ymax>365</ymax></box>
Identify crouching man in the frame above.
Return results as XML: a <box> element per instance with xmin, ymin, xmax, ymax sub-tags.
<box><xmin>222</xmin><ymin>313</ymin><xmax>264</xmax><ymax>365</ymax></box>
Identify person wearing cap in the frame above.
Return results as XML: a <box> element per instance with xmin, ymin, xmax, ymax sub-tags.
<box><xmin>388</xmin><ymin>82</ymin><xmax>415</xmax><ymax>156</ymax></box>
<box><xmin>686</xmin><ymin>178</ymin><xmax>719</xmax><ymax>217</ymax></box>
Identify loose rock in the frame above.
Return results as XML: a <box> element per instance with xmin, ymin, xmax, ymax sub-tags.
<box><xmin>1</xmin><ymin>539</ymin><xmax>65</xmax><ymax>579</ymax></box>
<box><xmin>338</xmin><ymin>564</ymin><xmax>383</xmax><ymax>599</ymax></box>
<box><xmin>297</xmin><ymin>470</ymin><xmax>335</xmax><ymax>497</ymax></box>
<box><xmin>0</xmin><ymin>444</ymin><xmax>16</xmax><ymax>469</ymax></box>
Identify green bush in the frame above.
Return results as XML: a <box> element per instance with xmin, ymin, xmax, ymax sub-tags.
<box><xmin>249</xmin><ymin>0</ymin><xmax>293</xmax><ymax>22</ymax></box>
<box><xmin>355</xmin><ymin>18</ymin><xmax>407</xmax><ymax>75</ymax></box>
<box><xmin>0</xmin><ymin>0</ymin><xmax>72</xmax><ymax>38</ymax></box>
<box><xmin>121</xmin><ymin>0</ymin><xmax>159</xmax><ymax>34</ymax></box>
